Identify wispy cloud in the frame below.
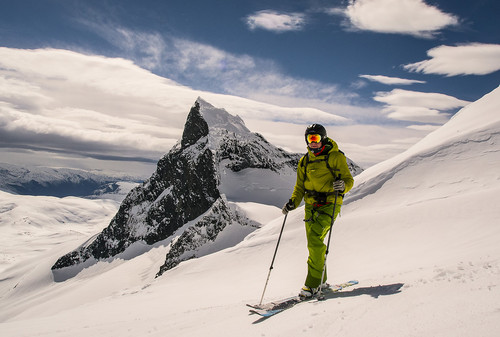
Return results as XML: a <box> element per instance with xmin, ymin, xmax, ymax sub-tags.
<box><xmin>73</xmin><ymin>20</ymin><xmax>363</xmax><ymax>121</ymax></box>
<box><xmin>245</xmin><ymin>10</ymin><xmax>306</xmax><ymax>33</ymax></box>
<box><xmin>404</xmin><ymin>43</ymin><xmax>500</xmax><ymax>76</ymax></box>
<box><xmin>360</xmin><ymin>74</ymin><xmax>426</xmax><ymax>85</ymax></box>
<box><xmin>328</xmin><ymin>0</ymin><xmax>459</xmax><ymax>38</ymax></box>
<box><xmin>162</xmin><ymin>37</ymin><xmax>360</xmax><ymax>115</ymax></box>
<box><xmin>374</xmin><ymin>89</ymin><xmax>470</xmax><ymax>123</ymax></box>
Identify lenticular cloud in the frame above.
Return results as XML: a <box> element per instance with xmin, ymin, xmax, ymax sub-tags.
<box><xmin>404</xmin><ymin>43</ymin><xmax>500</xmax><ymax>76</ymax></box>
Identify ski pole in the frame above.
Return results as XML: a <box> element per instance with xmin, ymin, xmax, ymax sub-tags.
<box><xmin>318</xmin><ymin>175</ymin><xmax>341</xmax><ymax>299</ymax></box>
<box><xmin>258</xmin><ymin>212</ymin><xmax>288</xmax><ymax>306</ymax></box>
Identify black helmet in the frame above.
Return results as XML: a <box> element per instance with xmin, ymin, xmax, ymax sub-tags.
<box><xmin>304</xmin><ymin>124</ymin><xmax>327</xmax><ymax>143</ymax></box>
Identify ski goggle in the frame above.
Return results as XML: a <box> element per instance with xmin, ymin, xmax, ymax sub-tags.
<box><xmin>306</xmin><ymin>134</ymin><xmax>322</xmax><ymax>143</ymax></box>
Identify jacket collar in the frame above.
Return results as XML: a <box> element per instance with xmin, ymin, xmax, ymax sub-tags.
<box><xmin>307</xmin><ymin>137</ymin><xmax>337</xmax><ymax>157</ymax></box>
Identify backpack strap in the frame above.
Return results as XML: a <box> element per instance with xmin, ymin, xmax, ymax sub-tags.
<box><xmin>301</xmin><ymin>152</ymin><xmax>340</xmax><ymax>179</ymax></box>
<box><xmin>324</xmin><ymin>153</ymin><xmax>340</xmax><ymax>179</ymax></box>
<box><xmin>301</xmin><ymin>151</ymin><xmax>344</xmax><ymax>199</ymax></box>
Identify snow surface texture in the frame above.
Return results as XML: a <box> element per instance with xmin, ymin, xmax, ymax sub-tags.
<box><xmin>1</xmin><ymin>87</ymin><xmax>499</xmax><ymax>336</ymax></box>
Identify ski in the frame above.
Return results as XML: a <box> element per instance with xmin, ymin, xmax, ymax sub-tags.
<box><xmin>247</xmin><ymin>280</ymin><xmax>358</xmax><ymax>317</ymax></box>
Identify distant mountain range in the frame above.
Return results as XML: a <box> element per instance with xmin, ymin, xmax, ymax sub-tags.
<box><xmin>0</xmin><ymin>163</ymin><xmax>141</xmax><ymax>200</ymax></box>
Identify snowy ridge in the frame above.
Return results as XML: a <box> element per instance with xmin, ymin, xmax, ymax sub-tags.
<box><xmin>347</xmin><ymin>86</ymin><xmax>500</xmax><ymax>202</ymax></box>
<box><xmin>0</xmin><ymin>190</ymin><xmax>119</xmax><ymax>275</ymax></box>
<box><xmin>198</xmin><ymin>97</ymin><xmax>251</xmax><ymax>134</ymax></box>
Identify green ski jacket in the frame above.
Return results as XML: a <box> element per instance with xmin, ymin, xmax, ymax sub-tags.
<box><xmin>290</xmin><ymin>137</ymin><xmax>354</xmax><ymax>208</ymax></box>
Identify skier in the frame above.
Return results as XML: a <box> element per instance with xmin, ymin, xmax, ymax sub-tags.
<box><xmin>282</xmin><ymin>124</ymin><xmax>354</xmax><ymax>298</ymax></box>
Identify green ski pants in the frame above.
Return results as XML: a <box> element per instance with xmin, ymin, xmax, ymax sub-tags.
<box><xmin>304</xmin><ymin>202</ymin><xmax>341</xmax><ymax>288</ymax></box>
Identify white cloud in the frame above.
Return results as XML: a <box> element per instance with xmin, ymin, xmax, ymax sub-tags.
<box><xmin>0</xmin><ymin>48</ymin><xmax>359</xmax><ymax>170</ymax></box>
<box><xmin>360</xmin><ymin>74</ymin><xmax>426</xmax><ymax>85</ymax></box>
<box><xmin>75</xmin><ymin>17</ymin><xmax>169</xmax><ymax>74</ymax></box>
<box><xmin>74</xmin><ymin>21</ymin><xmax>362</xmax><ymax>115</ymax></box>
<box><xmin>382</xmin><ymin>106</ymin><xmax>450</xmax><ymax>124</ymax></box>
<box><xmin>404</xmin><ymin>43</ymin><xmax>500</xmax><ymax>76</ymax></box>
<box><xmin>166</xmin><ymin>38</ymin><xmax>258</xmax><ymax>84</ymax></box>
<box><xmin>407</xmin><ymin>124</ymin><xmax>440</xmax><ymax>131</ymax></box>
<box><xmin>334</xmin><ymin>0</ymin><xmax>459</xmax><ymax>38</ymax></box>
<box><xmin>144</xmin><ymin>37</ymin><xmax>359</xmax><ymax>119</ymax></box>
<box><xmin>245</xmin><ymin>10</ymin><xmax>306</xmax><ymax>33</ymax></box>
<box><xmin>2</xmin><ymin>106</ymin><xmax>171</xmax><ymax>152</ymax></box>
<box><xmin>0</xmin><ymin>48</ymin><xmax>189</xmax><ymax>164</ymax></box>
<box><xmin>374</xmin><ymin>89</ymin><xmax>470</xmax><ymax>123</ymax></box>
<box><xmin>374</xmin><ymin>89</ymin><xmax>469</xmax><ymax>109</ymax></box>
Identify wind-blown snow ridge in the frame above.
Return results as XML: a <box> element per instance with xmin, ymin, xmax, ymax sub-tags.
<box><xmin>347</xmin><ymin>86</ymin><xmax>500</xmax><ymax>202</ymax></box>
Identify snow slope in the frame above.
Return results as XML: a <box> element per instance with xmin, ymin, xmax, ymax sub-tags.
<box><xmin>0</xmin><ymin>191</ymin><xmax>119</xmax><ymax>274</ymax></box>
<box><xmin>0</xmin><ymin>87</ymin><xmax>499</xmax><ymax>336</ymax></box>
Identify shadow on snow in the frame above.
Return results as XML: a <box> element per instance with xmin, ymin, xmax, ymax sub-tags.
<box><xmin>251</xmin><ymin>283</ymin><xmax>404</xmax><ymax>323</ymax></box>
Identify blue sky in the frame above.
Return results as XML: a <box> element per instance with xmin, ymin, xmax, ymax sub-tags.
<box><xmin>0</xmin><ymin>0</ymin><xmax>499</xmax><ymax>173</ymax></box>
<box><xmin>2</xmin><ymin>0</ymin><xmax>498</xmax><ymax>101</ymax></box>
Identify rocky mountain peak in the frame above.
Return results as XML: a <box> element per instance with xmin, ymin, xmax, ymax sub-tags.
<box><xmin>197</xmin><ymin>97</ymin><xmax>250</xmax><ymax>135</ymax></box>
<box><xmin>51</xmin><ymin>98</ymin><xmax>302</xmax><ymax>278</ymax></box>
<box><xmin>180</xmin><ymin>100</ymin><xmax>209</xmax><ymax>149</ymax></box>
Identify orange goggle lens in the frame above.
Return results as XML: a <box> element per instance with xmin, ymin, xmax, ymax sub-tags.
<box><xmin>307</xmin><ymin>134</ymin><xmax>322</xmax><ymax>143</ymax></box>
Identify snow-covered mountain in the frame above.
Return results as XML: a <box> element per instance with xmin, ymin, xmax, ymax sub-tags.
<box><xmin>1</xmin><ymin>87</ymin><xmax>498</xmax><ymax>337</ymax></box>
<box><xmin>0</xmin><ymin>163</ymin><xmax>139</xmax><ymax>200</ymax></box>
<box><xmin>50</xmin><ymin>98</ymin><xmax>360</xmax><ymax>278</ymax></box>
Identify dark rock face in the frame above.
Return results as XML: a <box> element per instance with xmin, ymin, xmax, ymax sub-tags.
<box><xmin>181</xmin><ymin>101</ymin><xmax>209</xmax><ymax>148</ymax></box>
<box><xmin>156</xmin><ymin>197</ymin><xmax>249</xmax><ymax>276</ymax></box>
<box><xmin>218</xmin><ymin>132</ymin><xmax>293</xmax><ymax>172</ymax></box>
<box><xmin>52</xmin><ymin>101</ymin><xmax>223</xmax><ymax>270</ymax></box>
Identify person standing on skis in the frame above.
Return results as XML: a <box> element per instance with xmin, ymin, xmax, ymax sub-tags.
<box><xmin>282</xmin><ymin>124</ymin><xmax>354</xmax><ymax>298</ymax></box>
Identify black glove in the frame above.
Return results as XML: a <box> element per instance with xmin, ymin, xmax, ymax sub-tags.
<box><xmin>282</xmin><ymin>199</ymin><xmax>295</xmax><ymax>214</ymax></box>
<box><xmin>332</xmin><ymin>180</ymin><xmax>345</xmax><ymax>192</ymax></box>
